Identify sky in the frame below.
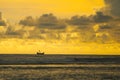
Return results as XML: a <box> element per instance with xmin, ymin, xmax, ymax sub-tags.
<box><xmin>0</xmin><ymin>0</ymin><xmax>120</xmax><ymax>54</ymax></box>
<box><xmin>0</xmin><ymin>0</ymin><xmax>105</xmax><ymax>23</ymax></box>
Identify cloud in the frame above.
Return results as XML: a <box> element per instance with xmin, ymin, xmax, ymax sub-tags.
<box><xmin>95</xmin><ymin>33</ymin><xmax>111</xmax><ymax>43</ymax></box>
<box><xmin>67</xmin><ymin>15</ymin><xmax>92</xmax><ymax>26</ymax></box>
<box><xmin>109</xmin><ymin>24</ymin><xmax>120</xmax><ymax>42</ymax></box>
<box><xmin>93</xmin><ymin>22</ymin><xmax>120</xmax><ymax>43</ymax></box>
<box><xmin>93</xmin><ymin>11</ymin><xmax>113</xmax><ymax>23</ymax></box>
<box><xmin>0</xmin><ymin>11</ymin><xmax>120</xmax><ymax>43</ymax></box>
<box><xmin>4</xmin><ymin>26</ymin><xmax>25</xmax><ymax>38</ymax></box>
<box><xmin>65</xmin><ymin>15</ymin><xmax>97</xmax><ymax>42</ymax></box>
<box><xmin>37</xmin><ymin>13</ymin><xmax>67</xmax><ymax>30</ymax></box>
<box><xmin>19</xmin><ymin>13</ymin><xmax>67</xmax><ymax>30</ymax></box>
<box><xmin>104</xmin><ymin>0</ymin><xmax>120</xmax><ymax>17</ymax></box>
<box><xmin>1</xmin><ymin>0</ymin><xmax>120</xmax><ymax>45</ymax></box>
<box><xmin>0</xmin><ymin>12</ymin><xmax>7</xmax><ymax>26</ymax></box>
<box><xmin>0</xmin><ymin>26</ymin><xmax>7</xmax><ymax>35</ymax></box>
<box><xmin>96</xmin><ymin>24</ymin><xmax>112</xmax><ymax>32</ymax></box>
<box><xmin>37</xmin><ymin>14</ymin><xmax>58</xmax><ymax>26</ymax></box>
<box><xmin>0</xmin><ymin>20</ymin><xmax>6</xmax><ymax>26</ymax></box>
<box><xmin>19</xmin><ymin>16</ymin><xmax>36</xmax><ymax>26</ymax></box>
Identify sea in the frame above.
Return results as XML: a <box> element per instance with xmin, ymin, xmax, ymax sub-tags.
<box><xmin>0</xmin><ymin>54</ymin><xmax>120</xmax><ymax>80</ymax></box>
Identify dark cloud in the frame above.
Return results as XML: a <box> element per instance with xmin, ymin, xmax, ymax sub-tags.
<box><xmin>93</xmin><ymin>11</ymin><xmax>113</xmax><ymax>23</ymax></box>
<box><xmin>0</xmin><ymin>11</ymin><xmax>120</xmax><ymax>43</ymax></box>
<box><xmin>37</xmin><ymin>13</ymin><xmax>66</xmax><ymax>29</ymax></box>
<box><xmin>64</xmin><ymin>15</ymin><xmax>97</xmax><ymax>42</ymax></box>
<box><xmin>19</xmin><ymin>16</ymin><xmax>35</xmax><ymax>26</ymax></box>
<box><xmin>98</xmin><ymin>24</ymin><xmax>112</xmax><ymax>32</ymax></box>
<box><xmin>0</xmin><ymin>12</ymin><xmax>7</xmax><ymax>26</ymax></box>
<box><xmin>67</xmin><ymin>15</ymin><xmax>92</xmax><ymax>26</ymax></box>
<box><xmin>109</xmin><ymin>24</ymin><xmax>120</xmax><ymax>42</ymax></box>
<box><xmin>95</xmin><ymin>22</ymin><xmax>120</xmax><ymax>43</ymax></box>
<box><xmin>19</xmin><ymin>13</ymin><xmax>67</xmax><ymax>29</ymax></box>
<box><xmin>104</xmin><ymin>0</ymin><xmax>120</xmax><ymax>17</ymax></box>
<box><xmin>37</xmin><ymin>13</ymin><xmax>58</xmax><ymax>27</ymax></box>
<box><xmin>4</xmin><ymin>26</ymin><xmax>26</xmax><ymax>38</ymax></box>
<box><xmin>0</xmin><ymin>20</ymin><xmax>6</xmax><ymax>26</ymax></box>
<box><xmin>6</xmin><ymin>26</ymin><xmax>21</xmax><ymax>35</ymax></box>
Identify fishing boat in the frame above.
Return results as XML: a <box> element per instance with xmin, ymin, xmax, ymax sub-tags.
<box><xmin>36</xmin><ymin>50</ymin><xmax>44</xmax><ymax>55</ymax></box>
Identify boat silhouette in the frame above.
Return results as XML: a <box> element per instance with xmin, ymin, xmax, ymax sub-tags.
<box><xmin>36</xmin><ymin>50</ymin><xmax>44</xmax><ymax>55</ymax></box>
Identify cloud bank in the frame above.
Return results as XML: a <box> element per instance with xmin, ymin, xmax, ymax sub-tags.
<box><xmin>104</xmin><ymin>0</ymin><xmax>120</xmax><ymax>17</ymax></box>
<box><xmin>0</xmin><ymin>0</ymin><xmax>120</xmax><ymax>44</ymax></box>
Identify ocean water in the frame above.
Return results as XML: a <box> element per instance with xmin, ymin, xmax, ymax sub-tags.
<box><xmin>0</xmin><ymin>54</ymin><xmax>120</xmax><ymax>80</ymax></box>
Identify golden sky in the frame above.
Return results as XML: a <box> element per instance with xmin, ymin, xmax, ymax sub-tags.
<box><xmin>0</xmin><ymin>0</ymin><xmax>105</xmax><ymax>22</ymax></box>
<box><xmin>0</xmin><ymin>0</ymin><xmax>120</xmax><ymax>54</ymax></box>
